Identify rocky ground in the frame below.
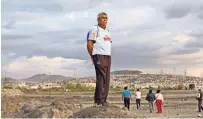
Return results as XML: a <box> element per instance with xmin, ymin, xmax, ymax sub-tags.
<box><xmin>1</xmin><ymin>89</ymin><xmax>144</xmax><ymax>118</ymax></box>
<box><xmin>130</xmin><ymin>103</ymin><xmax>200</xmax><ymax>118</ymax></box>
<box><xmin>1</xmin><ymin>89</ymin><xmax>203</xmax><ymax>118</ymax></box>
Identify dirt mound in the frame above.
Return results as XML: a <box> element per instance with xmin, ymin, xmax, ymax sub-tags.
<box><xmin>1</xmin><ymin>89</ymin><xmax>24</xmax><ymax>96</ymax></box>
<box><xmin>1</xmin><ymin>95</ymin><xmax>24</xmax><ymax>115</ymax></box>
<box><xmin>1</xmin><ymin>94</ymin><xmax>145</xmax><ymax>118</ymax></box>
<box><xmin>69</xmin><ymin>104</ymin><xmax>145</xmax><ymax>118</ymax></box>
<box><xmin>19</xmin><ymin>99</ymin><xmax>81</xmax><ymax>118</ymax></box>
<box><xmin>1</xmin><ymin>95</ymin><xmax>82</xmax><ymax>118</ymax></box>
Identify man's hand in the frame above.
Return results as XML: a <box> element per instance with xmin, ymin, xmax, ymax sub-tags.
<box><xmin>91</xmin><ymin>56</ymin><xmax>94</xmax><ymax>65</ymax></box>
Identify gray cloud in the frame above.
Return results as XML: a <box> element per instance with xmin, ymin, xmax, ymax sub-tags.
<box><xmin>1</xmin><ymin>0</ymin><xmax>105</xmax><ymax>13</ymax></box>
<box><xmin>185</xmin><ymin>31</ymin><xmax>203</xmax><ymax>48</ymax></box>
<box><xmin>198</xmin><ymin>12</ymin><xmax>203</xmax><ymax>20</ymax></box>
<box><xmin>1</xmin><ymin>28</ymin><xmax>89</xmax><ymax>60</ymax></box>
<box><xmin>1</xmin><ymin>0</ymin><xmax>203</xmax><ymax>77</ymax></box>
<box><xmin>2</xmin><ymin>0</ymin><xmax>63</xmax><ymax>13</ymax></box>
<box><xmin>164</xmin><ymin>6</ymin><xmax>190</xmax><ymax>19</ymax></box>
<box><xmin>171</xmin><ymin>48</ymin><xmax>200</xmax><ymax>55</ymax></box>
<box><xmin>1</xmin><ymin>21</ymin><xmax>16</xmax><ymax>29</ymax></box>
<box><xmin>112</xmin><ymin>43</ymin><xmax>163</xmax><ymax>69</ymax></box>
<box><xmin>163</xmin><ymin>0</ymin><xmax>203</xmax><ymax>19</ymax></box>
<box><xmin>2</xmin><ymin>34</ymin><xmax>32</xmax><ymax>40</ymax></box>
<box><xmin>184</xmin><ymin>39</ymin><xmax>203</xmax><ymax>49</ymax></box>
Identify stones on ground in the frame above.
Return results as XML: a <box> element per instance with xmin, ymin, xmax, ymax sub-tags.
<box><xmin>122</xmin><ymin>107</ymin><xmax>129</xmax><ymax>112</ymax></box>
<box><xmin>79</xmin><ymin>104</ymin><xmax>83</xmax><ymax>108</ymax></box>
<box><xmin>1</xmin><ymin>95</ymin><xmax>82</xmax><ymax>118</ymax></box>
<box><xmin>70</xmin><ymin>104</ymin><xmax>145</xmax><ymax>118</ymax></box>
<box><xmin>198</xmin><ymin>114</ymin><xmax>202</xmax><ymax>117</ymax></box>
<box><xmin>27</xmin><ymin>109</ymin><xmax>44</xmax><ymax>118</ymax></box>
<box><xmin>21</xmin><ymin>104</ymin><xmax>35</xmax><ymax>113</ymax></box>
<box><xmin>1</xmin><ymin>95</ymin><xmax>24</xmax><ymax>114</ymax></box>
<box><xmin>21</xmin><ymin>100</ymin><xmax>76</xmax><ymax>118</ymax></box>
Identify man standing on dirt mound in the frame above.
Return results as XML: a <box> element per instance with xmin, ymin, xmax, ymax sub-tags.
<box><xmin>87</xmin><ymin>12</ymin><xmax>112</xmax><ymax>106</ymax></box>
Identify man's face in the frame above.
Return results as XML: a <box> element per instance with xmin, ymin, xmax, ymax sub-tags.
<box><xmin>98</xmin><ymin>14</ymin><xmax>108</xmax><ymax>27</ymax></box>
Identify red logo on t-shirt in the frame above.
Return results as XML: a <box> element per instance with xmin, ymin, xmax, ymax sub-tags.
<box><xmin>104</xmin><ymin>35</ymin><xmax>111</xmax><ymax>41</ymax></box>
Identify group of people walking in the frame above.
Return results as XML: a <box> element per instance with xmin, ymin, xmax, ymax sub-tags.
<box><xmin>122</xmin><ymin>86</ymin><xmax>164</xmax><ymax>113</ymax></box>
<box><xmin>122</xmin><ymin>87</ymin><xmax>203</xmax><ymax>114</ymax></box>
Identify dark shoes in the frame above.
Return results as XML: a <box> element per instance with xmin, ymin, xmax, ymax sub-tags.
<box><xmin>94</xmin><ymin>100</ymin><xmax>110</xmax><ymax>107</ymax></box>
<box><xmin>94</xmin><ymin>100</ymin><xmax>102</xmax><ymax>107</ymax></box>
<box><xmin>101</xmin><ymin>101</ymin><xmax>110</xmax><ymax>106</ymax></box>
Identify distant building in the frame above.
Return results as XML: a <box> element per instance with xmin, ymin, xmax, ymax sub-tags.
<box><xmin>82</xmin><ymin>83</ymin><xmax>96</xmax><ymax>88</ymax></box>
<box><xmin>29</xmin><ymin>85</ymin><xmax>39</xmax><ymax>89</ymax></box>
<box><xmin>17</xmin><ymin>82</ymin><xmax>26</xmax><ymax>88</ymax></box>
<box><xmin>195</xmin><ymin>81</ymin><xmax>203</xmax><ymax>91</ymax></box>
<box><xmin>39</xmin><ymin>82</ymin><xmax>62</xmax><ymax>89</ymax></box>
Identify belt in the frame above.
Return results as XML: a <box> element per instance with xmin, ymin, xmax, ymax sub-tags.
<box><xmin>124</xmin><ymin>96</ymin><xmax>130</xmax><ymax>98</ymax></box>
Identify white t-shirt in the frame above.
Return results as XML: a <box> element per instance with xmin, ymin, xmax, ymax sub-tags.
<box><xmin>135</xmin><ymin>91</ymin><xmax>141</xmax><ymax>99</ymax></box>
<box><xmin>155</xmin><ymin>93</ymin><xmax>164</xmax><ymax>102</ymax></box>
<box><xmin>87</xmin><ymin>25</ymin><xmax>112</xmax><ymax>56</ymax></box>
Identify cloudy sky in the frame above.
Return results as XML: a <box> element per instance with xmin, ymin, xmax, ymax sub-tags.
<box><xmin>1</xmin><ymin>0</ymin><xmax>203</xmax><ymax>79</ymax></box>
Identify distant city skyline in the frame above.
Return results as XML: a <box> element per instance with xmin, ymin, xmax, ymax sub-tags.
<box><xmin>2</xmin><ymin>66</ymin><xmax>203</xmax><ymax>79</ymax></box>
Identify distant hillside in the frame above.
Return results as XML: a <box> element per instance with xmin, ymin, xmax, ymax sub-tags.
<box><xmin>20</xmin><ymin>74</ymin><xmax>73</xmax><ymax>83</ymax></box>
<box><xmin>111</xmin><ymin>70</ymin><xmax>142</xmax><ymax>75</ymax></box>
<box><xmin>1</xmin><ymin>77</ymin><xmax>18</xmax><ymax>83</ymax></box>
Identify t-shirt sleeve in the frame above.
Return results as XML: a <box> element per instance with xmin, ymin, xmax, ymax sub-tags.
<box><xmin>87</xmin><ymin>27</ymin><xmax>97</xmax><ymax>41</ymax></box>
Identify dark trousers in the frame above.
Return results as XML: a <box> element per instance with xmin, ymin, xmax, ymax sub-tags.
<box><xmin>124</xmin><ymin>97</ymin><xmax>130</xmax><ymax>110</ymax></box>
<box><xmin>198</xmin><ymin>101</ymin><xmax>203</xmax><ymax>112</ymax></box>
<box><xmin>93</xmin><ymin>55</ymin><xmax>111</xmax><ymax>104</ymax></box>
<box><xmin>136</xmin><ymin>99</ymin><xmax>141</xmax><ymax>109</ymax></box>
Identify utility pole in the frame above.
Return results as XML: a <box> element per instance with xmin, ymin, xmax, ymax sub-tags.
<box><xmin>160</xmin><ymin>68</ymin><xmax>164</xmax><ymax>88</ymax></box>
<box><xmin>184</xmin><ymin>69</ymin><xmax>187</xmax><ymax>76</ymax></box>
<box><xmin>173</xmin><ymin>68</ymin><xmax>176</xmax><ymax>78</ymax></box>
<box><xmin>4</xmin><ymin>66</ymin><xmax>8</xmax><ymax>85</ymax></box>
<box><xmin>112</xmin><ymin>71</ymin><xmax>114</xmax><ymax>80</ymax></box>
<box><xmin>173</xmin><ymin>68</ymin><xmax>178</xmax><ymax>85</ymax></box>
<box><xmin>160</xmin><ymin>69</ymin><xmax>163</xmax><ymax>75</ymax></box>
<box><xmin>184</xmin><ymin>69</ymin><xmax>187</xmax><ymax>83</ymax></box>
<box><xmin>74</xmin><ymin>68</ymin><xmax>77</xmax><ymax>80</ymax></box>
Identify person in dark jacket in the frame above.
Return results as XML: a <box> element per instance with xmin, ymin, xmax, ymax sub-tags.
<box><xmin>196</xmin><ymin>89</ymin><xmax>203</xmax><ymax>112</ymax></box>
<box><xmin>145</xmin><ymin>89</ymin><xmax>156</xmax><ymax>113</ymax></box>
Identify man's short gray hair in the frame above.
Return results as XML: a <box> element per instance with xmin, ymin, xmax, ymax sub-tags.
<box><xmin>97</xmin><ymin>12</ymin><xmax>107</xmax><ymax>19</ymax></box>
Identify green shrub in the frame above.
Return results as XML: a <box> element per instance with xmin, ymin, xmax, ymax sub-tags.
<box><xmin>189</xmin><ymin>84</ymin><xmax>195</xmax><ymax>90</ymax></box>
<box><xmin>3</xmin><ymin>85</ymin><xmax>13</xmax><ymax>89</ymax></box>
